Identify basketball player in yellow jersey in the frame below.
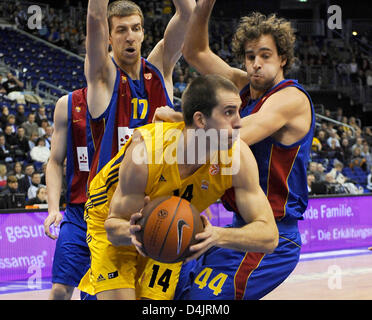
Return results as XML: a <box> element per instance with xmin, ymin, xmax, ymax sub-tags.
<box><xmin>79</xmin><ymin>75</ymin><xmax>278</xmax><ymax>300</ymax></box>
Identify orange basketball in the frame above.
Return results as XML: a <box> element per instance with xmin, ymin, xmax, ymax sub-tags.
<box><xmin>136</xmin><ymin>196</ymin><xmax>204</xmax><ymax>263</ymax></box>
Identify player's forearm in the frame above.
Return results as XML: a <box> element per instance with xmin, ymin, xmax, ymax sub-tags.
<box><xmin>87</xmin><ymin>0</ymin><xmax>109</xmax><ymax>20</ymax></box>
<box><xmin>183</xmin><ymin>0</ymin><xmax>214</xmax><ymax>61</ymax></box>
<box><xmin>215</xmin><ymin>220</ymin><xmax>279</xmax><ymax>253</ymax></box>
<box><xmin>86</xmin><ymin>0</ymin><xmax>109</xmax><ymax>77</ymax></box>
<box><xmin>46</xmin><ymin>160</ymin><xmax>63</xmax><ymax>212</ymax></box>
<box><xmin>104</xmin><ymin>217</ymin><xmax>132</xmax><ymax>246</ymax></box>
<box><xmin>173</xmin><ymin>0</ymin><xmax>195</xmax><ymax>20</ymax></box>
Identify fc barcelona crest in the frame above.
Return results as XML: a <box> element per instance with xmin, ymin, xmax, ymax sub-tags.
<box><xmin>75</xmin><ymin>106</ymin><xmax>81</xmax><ymax>113</ymax></box>
<box><xmin>144</xmin><ymin>73</ymin><xmax>152</xmax><ymax>80</ymax></box>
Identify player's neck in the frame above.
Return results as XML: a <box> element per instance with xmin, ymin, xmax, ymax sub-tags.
<box><xmin>114</xmin><ymin>55</ymin><xmax>142</xmax><ymax>80</ymax></box>
<box><xmin>250</xmin><ymin>74</ymin><xmax>285</xmax><ymax>100</ymax></box>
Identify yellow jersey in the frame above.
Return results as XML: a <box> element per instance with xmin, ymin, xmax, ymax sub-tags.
<box><xmin>86</xmin><ymin>121</ymin><xmax>235</xmax><ymax>222</ymax></box>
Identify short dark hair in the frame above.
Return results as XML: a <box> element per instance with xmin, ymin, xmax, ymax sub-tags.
<box><xmin>107</xmin><ymin>0</ymin><xmax>144</xmax><ymax>34</ymax></box>
<box><xmin>181</xmin><ymin>74</ymin><xmax>239</xmax><ymax>126</ymax></box>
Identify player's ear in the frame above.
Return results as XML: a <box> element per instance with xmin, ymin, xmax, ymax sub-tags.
<box><xmin>193</xmin><ymin>111</ymin><xmax>206</xmax><ymax>129</ymax></box>
<box><xmin>280</xmin><ymin>55</ymin><xmax>287</xmax><ymax>69</ymax></box>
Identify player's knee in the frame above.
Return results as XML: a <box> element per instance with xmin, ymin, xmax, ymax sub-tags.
<box><xmin>50</xmin><ymin>283</ymin><xmax>74</xmax><ymax>300</ymax></box>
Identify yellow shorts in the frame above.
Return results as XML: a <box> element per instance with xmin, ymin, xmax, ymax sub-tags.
<box><xmin>136</xmin><ymin>256</ymin><xmax>183</xmax><ymax>300</ymax></box>
<box><xmin>78</xmin><ymin>229</ymin><xmax>139</xmax><ymax>296</ymax></box>
<box><xmin>78</xmin><ymin>207</ymin><xmax>182</xmax><ymax>299</ymax></box>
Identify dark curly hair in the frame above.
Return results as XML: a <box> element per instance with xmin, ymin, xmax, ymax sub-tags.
<box><xmin>232</xmin><ymin>12</ymin><xmax>296</xmax><ymax>75</ymax></box>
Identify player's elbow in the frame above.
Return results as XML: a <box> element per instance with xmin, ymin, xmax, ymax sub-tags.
<box><xmin>263</xmin><ymin>225</ymin><xmax>279</xmax><ymax>254</ymax></box>
<box><xmin>182</xmin><ymin>45</ymin><xmax>198</xmax><ymax>65</ymax></box>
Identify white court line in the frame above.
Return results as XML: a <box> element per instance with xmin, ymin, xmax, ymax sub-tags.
<box><xmin>284</xmin><ymin>266</ymin><xmax>372</xmax><ymax>283</ymax></box>
<box><xmin>300</xmin><ymin>248</ymin><xmax>370</xmax><ymax>261</ymax></box>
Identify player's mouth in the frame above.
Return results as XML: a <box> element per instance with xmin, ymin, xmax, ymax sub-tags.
<box><xmin>124</xmin><ymin>47</ymin><xmax>136</xmax><ymax>56</ymax></box>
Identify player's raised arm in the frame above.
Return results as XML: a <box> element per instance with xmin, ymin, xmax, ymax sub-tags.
<box><xmin>182</xmin><ymin>0</ymin><xmax>247</xmax><ymax>90</ymax></box>
<box><xmin>44</xmin><ymin>95</ymin><xmax>68</xmax><ymax>239</ymax></box>
<box><xmin>148</xmin><ymin>0</ymin><xmax>195</xmax><ymax>100</ymax></box>
<box><xmin>104</xmin><ymin>131</ymin><xmax>148</xmax><ymax>246</ymax></box>
<box><xmin>85</xmin><ymin>0</ymin><xmax>116</xmax><ymax>118</ymax></box>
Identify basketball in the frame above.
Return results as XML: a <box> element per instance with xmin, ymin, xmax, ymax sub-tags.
<box><xmin>136</xmin><ymin>196</ymin><xmax>204</xmax><ymax>263</ymax></box>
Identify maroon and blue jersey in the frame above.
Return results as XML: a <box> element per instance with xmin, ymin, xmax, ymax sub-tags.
<box><xmin>222</xmin><ymin>79</ymin><xmax>315</xmax><ymax>226</ymax></box>
<box><xmin>176</xmin><ymin>79</ymin><xmax>314</xmax><ymax>300</ymax></box>
<box><xmin>65</xmin><ymin>88</ymin><xmax>90</xmax><ymax>206</ymax></box>
<box><xmin>87</xmin><ymin>57</ymin><xmax>173</xmax><ymax>186</ymax></box>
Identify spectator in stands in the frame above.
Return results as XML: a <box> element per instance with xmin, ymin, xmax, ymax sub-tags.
<box><xmin>6</xmin><ymin>114</ymin><xmax>17</xmax><ymax>134</ymax></box>
<box><xmin>26</xmin><ymin>186</ymin><xmax>48</xmax><ymax>206</ymax></box>
<box><xmin>35</xmin><ymin>106</ymin><xmax>49</xmax><ymax>127</ymax></box>
<box><xmin>43</xmin><ymin>125</ymin><xmax>53</xmax><ymax>149</ymax></box>
<box><xmin>327</xmin><ymin>130</ymin><xmax>340</xmax><ymax>148</ymax></box>
<box><xmin>40</xmin><ymin>162</ymin><xmax>47</xmax><ymax>185</ymax></box>
<box><xmin>3</xmin><ymin>124</ymin><xmax>17</xmax><ymax>147</ymax></box>
<box><xmin>363</xmin><ymin>127</ymin><xmax>372</xmax><ymax>146</ymax></box>
<box><xmin>315</xmin><ymin>162</ymin><xmax>327</xmax><ymax>182</ymax></box>
<box><xmin>361</xmin><ymin>144</ymin><xmax>372</xmax><ymax>171</ymax></box>
<box><xmin>30</xmin><ymin>137</ymin><xmax>50</xmax><ymax>164</ymax></box>
<box><xmin>0</xmin><ymin>106</ymin><xmax>10</xmax><ymax>129</ymax></box>
<box><xmin>348</xmin><ymin>116</ymin><xmax>361</xmax><ymax>133</ymax></box>
<box><xmin>307</xmin><ymin>173</ymin><xmax>315</xmax><ymax>195</ymax></box>
<box><xmin>324</xmin><ymin>172</ymin><xmax>345</xmax><ymax>195</ymax></box>
<box><xmin>0</xmin><ymin>133</ymin><xmax>14</xmax><ymax>164</ymax></box>
<box><xmin>12</xmin><ymin>161</ymin><xmax>24</xmax><ymax>180</ymax></box>
<box><xmin>174</xmin><ymin>74</ymin><xmax>187</xmax><ymax>96</ymax></box>
<box><xmin>327</xmin><ymin>138</ymin><xmax>344</xmax><ymax>163</ymax></box>
<box><xmin>328</xmin><ymin>160</ymin><xmax>347</xmax><ymax>185</ymax></box>
<box><xmin>351</xmin><ymin>137</ymin><xmax>364</xmax><ymax>153</ymax></box>
<box><xmin>315</xmin><ymin>129</ymin><xmax>329</xmax><ymax>158</ymax></box>
<box><xmin>28</xmin><ymin>132</ymin><xmax>40</xmax><ymax>151</ymax></box>
<box><xmin>335</xmin><ymin>107</ymin><xmax>344</xmax><ymax>122</ymax></box>
<box><xmin>0</xmin><ymin>175</ymin><xmax>22</xmax><ymax>209</ymax></box>
<box><xmin>14</xmin><ymin>127</ymin><xmax>30</xmax><ymax>161</ymax></box>
<box><xmin>0</xmin><ymin>164</ymin><xmax>7</xmax><ymax>190</ymax></box>
<box><xmin>38</xmin><ymin>119</ymin><xmax>49</xmax><ymax>137</ymax></box>
<box><xmin>15</xmin><ymin>104</ymin><xmax>27</xmax><ymax>126</ymax></box>
<box><xmin>21</xmin><ymin>113</ymin><xmax>39</xmax><ymax>139</ymax></box>
<box><xmin>2</xmin><ymin>72</ymin><xmax>24</xmax><ymax>100</ymax></box>
<box><xmin>48</xmin><ymin>27</ymin><xmax>61</xmax><ymax>44</ymax></box>
<box><xmin>18</xmin><ymin>163</ymin><xmax>34</xmax><ymax>194</ymax></box>
<box><xmin>308</xmin><ymin>162</ymin><xmax>318</xmax><ymax>177</ymax></box>
<box><xmin>350</xmin><ymin>147</ymin><xmax>367</xmax><ymax>171</ymax></box>
<box><xmin>27</xmin><ymin>171</ymin><xmax>44</xmax><ymax>200</ymax></box>
<box><xmin>311</xmin><ymin>136</ymin><xmax>322</xmax><ymax>159</ymax></box>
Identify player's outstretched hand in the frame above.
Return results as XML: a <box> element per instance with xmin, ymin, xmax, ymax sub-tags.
<box><xmin>44</xmin><ymin>210</ymin><xmax>63</xmax><ymax>240</ymax></box>
<box><xmin>184</xmin><ymin>215</ymin><xmax>219</xmax><ymax>263</ymax></box>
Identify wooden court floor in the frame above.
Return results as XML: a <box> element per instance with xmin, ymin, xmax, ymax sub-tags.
<box><xmin>1</xmin><ymin>250</ymin><xmax>371</xmax><ymax>300</ymax></box>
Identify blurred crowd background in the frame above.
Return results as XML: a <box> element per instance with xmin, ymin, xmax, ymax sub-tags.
<box><xmin>0</xmin><ymin>0</ymin><xmax>371</xmax><ymax>209</ymax></box>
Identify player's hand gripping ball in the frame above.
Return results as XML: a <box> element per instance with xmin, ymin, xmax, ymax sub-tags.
<box><xmin>136</xmin><ymin>196</ymin><xmax>204</xmax><ymax>263</ymax></box>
